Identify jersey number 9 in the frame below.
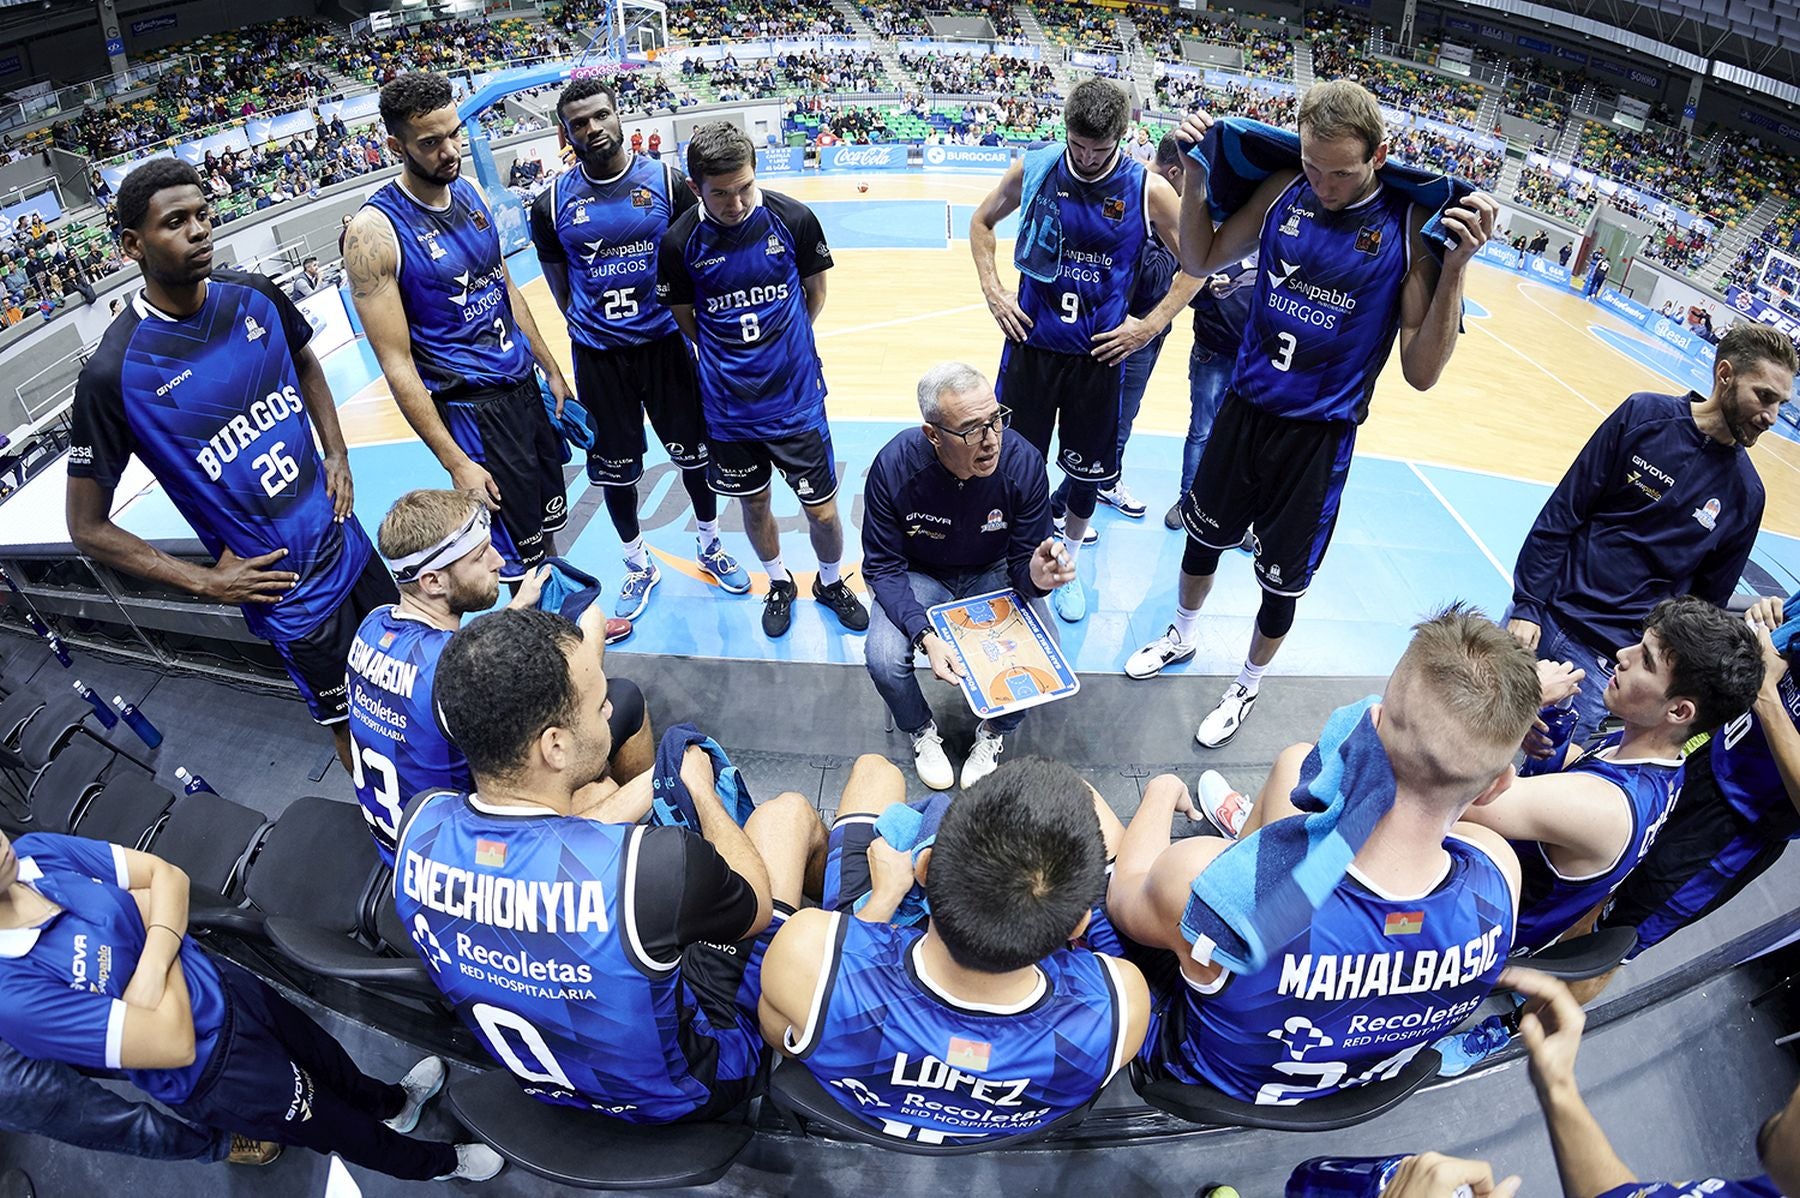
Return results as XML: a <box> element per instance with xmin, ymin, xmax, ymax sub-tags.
<box><xmin>1059</xmin><ymin>292</ymin><xmax>1079</xmax><ymax>324</ymax></box>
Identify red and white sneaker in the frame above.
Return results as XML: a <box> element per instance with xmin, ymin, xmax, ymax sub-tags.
<box><xmin>1196</xmin><ymin>769</ymin><xmax>1251</xmax><ymax>840</ymax></box>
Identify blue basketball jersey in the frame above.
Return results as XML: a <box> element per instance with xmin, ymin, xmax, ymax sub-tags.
<box><xmin>1019</xmin><ymin>150</ymin><xmax>1150</xmax><ymax>356</ymax></box>
<box><xmin>1513</xmin><ymin>732</ymin><xmax>1681</xmax><ymax>952</ymax></box>
<box><xmin>784</xmin><ymin>913</ymin><xmax>1129</xmax><ymax>1145</ymax></box>
<box><xmin>1191</xmin><ymin>255</ymin><xmax>1258</xmax><ymax>354</ymax></box>
<box><xmin>361</xmin><ymin>177</ymin><xmax>535</xmax><ymax>395</ymax></box>
<box><xmin>1159</xmin><ymin>835</ymin><xmax>1513</xmax><ymax>1104</ymax></box>
<box><xmin>69</xmin><ymin>270</ymin><xmax>375</xmax><ymax>642</ymax></box>
<box><xmin>1712</xmin><ymin>671</ymin><xmax>1800</xmax><ymax>839</ymax></box>
<box><xmin>1596</xmin><ymin>1179</ymin><xmax>1780</xmax><ymax>1198</ymax></box>
<box><xmin>529</xmin><ymin>154</ymin><xmax>694</xmax><ymax>351</ymax></box>
<box><xmin>0</xmin><ymin>834</ymin><xmax>228</xmax><ymax>1105</ymax></box>
<box><xmin>658</xmin><ymin>189</ymin><xmax>833</xmax><ymax>441</ymax></box>
<box><xmin>345</xmin><ymin>606</ymin><xmax>468</xmax><ymax>865</ymax></box>
<box><xmin>393</xmin><ymin>792</ymin><xmax>761</xmax><ymax>1122</ymax></box>
<box><xmin>1232</xmin><ymin>177</ymin><xmax>1416</xmax><ymax>423</ymax></box>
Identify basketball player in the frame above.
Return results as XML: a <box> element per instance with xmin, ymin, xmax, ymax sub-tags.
<box><xmin>343</xmin><ymin>72</ymin><xmax>572</xmax><ymax>585</ymax></box>
<box><xmin>1456</xmin><ymin>597</ymin><xmax>1763</xmax><ymax>957</ymax></box>
<box><xmin>757</xmin><ymin>755</ymin><xmax>1150</xmax><ymax>1146</ymax></box>
<box><xmin>0</xmin><ymin>829</ymin><xmax>498</xmax><ymax>1180</ymax></box>
<box><xmin>530</xmin><ymin>77</ymin><xmax>748</xmax><ymax>621</ymax></box>
<box><xmin>347</xmin><ymin>488</ymin><xmax>651</xmax><ymax>865</ymax></box>
<box><xmin>1506</xmin><ymin>323</ymin><xmax>1793</xmax><ymax>746</ymax></box>
<box><xmin>66</xmin><ymin>158</ymin><xmax>395</xmax><ymax>773</ymax></box>
<box><xmin>970</xmin><ymin>80</ymin><xmax>1199</xmax><ymax>622</ymax></box>
<box><xmin>396</xmin><ymin>605</ymin><xmax>824</xmax><ymax>1121</ymax></box>
<box><xmin>1108</xmin><ymin>606</ymin><xmax>1537</xmax><ymax>1103</ymax></box>
<box><xmin>1600</xmin><ymin>595</ymin><xmax>1800</xmax><ymax>961</ymax></box>
<box><xmin>656</xmin><ymin>122</ymin><xmax>865</xmax><ymax>638</ymax></box>
<box><xmin>1126</xmin><ymin>81</ymin><xmax>1499</xmax><ymax>751</ymax></box>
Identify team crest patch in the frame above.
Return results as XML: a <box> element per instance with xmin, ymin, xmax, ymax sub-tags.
<box><xmin>1279</xmin><ymin>211</ymin><xmax>1302</xmax><ymax>237</ymax></box>
<box><xmin>980</xmin><ymin>508</ymin><xmax>1006</xmax><ymax>533</ymax></box>
<box><xmin>475</xmin><ymin>838</ymin><xmax>507</xmax><ymax>868</ymax></box>
<box><xmin>1355</xmin><ymin>226</ymin><xmax>1383</xmax><ymax>256</ymax></box>
<box><xmin>1384</xmin><ymin>911</ymin><xmax>1424</xmax><ymax>937</ymax></box>
<box><xmin>946</xmin><ymin>1037</ymin><xmax>991</xmax><ymax>1071</ymax></box>
<box><xmin>1101</xmin><ymin>196</ymin><xmax>1126</xmax><ymax>223</ymax></box>
<box><xmin>630</xmin><ymin>187</ymin><xmax>653</xmax><ymax>209</ymax></box>
<box><xmin>766</xmin><ymin>234</ymin><xmax>785</xmax><ymax>256</ymax></box>
<box><xmin>471</xmin><ymin>208</ymin><xmax>490</xmax><ymax>231</ymax></box>
<box><xmin>573</xmin><ymin>203</ymin><xmax>589</xmax><ymax>224</ymax></box>
<box><xmin>1693</xmin><ymin>497</ymin><xmax>1720</xmax><ymax>531</ymax></box>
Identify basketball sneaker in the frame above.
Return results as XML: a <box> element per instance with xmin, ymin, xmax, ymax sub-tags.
<box><xmin>1125</xmin><ymin>626</ymin><xmax>1197</xmax><ymax>679</ymax></box>
<box><xmin>384</xmin><ymin>1055</ymin><xmax>446</xmax><ymax>1133</ymax></box>
<box><xmin>436</xmin><ymin>1144</ymin><xmax>505</xmax><ymax>1182</ymax></box>
<box><xmin>813</xmin><ymin>577</ymin><xmax>870</xmax><ymax>631</ymax></box>
<box><xmin>1194</xmin><ymin>769</ymin><xmax>1251</xmax><ymax>840</ymax></box>
<box><xmin>615</xmin><ymin>559</ymin><xmax>659</xmax><ymax>620</ymax></box>
<box><xmin>763</xmin><ymin>579</ymin><xmax>797</xmax><ymax>637</ymax></box>
<box><xmin>911</xmin><ymin>721</ymin><xmax>954</xmax><ymax>791</ymax></box>
<box><xmin>604</xmin><ymin>617</ymin><xmax>633</xmax><ymax>645</ymax></box>
<box><xmin>696</xmin><ymin>537</ymin><xmax>751</xmax><ymax>593</ymax></box>
<box><xmin>1098</xmin><ymin>481</ymin><xmax>1147</xmax><ymax>518</ymax></box>
<box><xmin>1051</xmin><ymin>579</ymin><xmax>1087</xmax><ymax>622</ymax></box>
<box><xmin>225</xmin><ymin>1136</ymin><xmax>282</xmax><ymax>1166</ymax></box>
<box><xmin>1051</xmin><ymin>514</ymin><xmax>1099</xmax><ymax>545</ymax></box>
<box><xmin>960</xmin><ymin>726</ymin><xmax>1005</xmax><ymax>789</ymax></box>
<box><xmin>1431</xmin><ymin>1015</ymin><xmax>1514</xmax><ymax>1078</ymax></box>
<box><xmin>1196</xmin><ymin>684</ymin><xmax>1257</xmax><ymax>748</ymax></box>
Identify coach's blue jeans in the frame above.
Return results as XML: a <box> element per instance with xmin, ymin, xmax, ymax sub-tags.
<box><xmin>1182</xmin><ymin>342</ymin><xmax>1237</xmax><ymax>497</ymax></box>
<box><xmin>0</xmin><ymin>1038</ymin><xmax>227</xmax><ymax>1162</ymax></box>
<box><xmin>867</xmin><ymin>565</ymin><xmax>1057</xmax><ymax>738</ymax></box>
<box><xmin>1513</xmin><ymin>606</ymin><xmax>1619</xmax><ymax>749</ymax></box>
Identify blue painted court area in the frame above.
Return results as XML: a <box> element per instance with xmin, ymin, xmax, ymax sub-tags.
<box><xmin>1589</xmin><ymin>324</ymin><xmax>1715</xmax><ymax>396</ymax></box>
<box><xmin>811</xmin><ymin>200</ymin><xmax>951</xmax><ymax>249</ymax></box>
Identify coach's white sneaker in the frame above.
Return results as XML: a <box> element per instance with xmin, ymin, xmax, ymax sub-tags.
<box><xmin>1125</xmin><ymin>626</ymin><xmax>1197</xmax><ymax>680</ymax></box>
<box><xmin>437</xmin><ymin>1143</ymin><xmax>505</xmax><ymax>1182</ymax></box>
<box><xmin>911</xmin><ymin>721</ymin><xmax>955</xmax><ymax>791</ymax></box>
<box><xmin>384</xmin><ymin>1055</ymin><xmax>445</xmax><ymax>1133</ymax></box>
<box><xmin>960</xmin><ymin>727</ymin><xmax>1005</xmax><ymax>789</ymax></box>
<box><xmin>1196</xmin><ymin>684</ymin><xmax>1257</xmax><ymax>749</ymax></box>
<box><xmin>1195</xmin><ymin>769</ymin><xmax>1251</xmax><ymax>840</ymax></box>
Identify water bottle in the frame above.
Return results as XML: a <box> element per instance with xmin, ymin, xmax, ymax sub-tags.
<box><xmin>1286</xmin><ymin>1156</ymin><xmax>1409</xmax><ymax>1198</ymax></box>
<box><xmin>111</xmin><ymin>695</ymin><xmax>163</xmax><ymax>749</ymax></box>
<box><xmin>25</xmin><ymin>612</ymin><xmax>71</xmax><ymax>667</ymax></box>
<box><xmin>174</xmin><ymin>767</ymin><xmax>216</xmax><ymax>796</ymax></box>
<box><xmin>1520</xmin><ymin>694</ymin><xmax>1579</xmax><ymax>777</ymax></box>
<box><xmin>72</xmin><ymin>681</ymin><xmax>118</xmax><ymax>728</ymax></box>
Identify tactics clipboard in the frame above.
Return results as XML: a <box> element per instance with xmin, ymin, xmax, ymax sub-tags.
<box><xmin>926</xmin><ymin>588</ymin><xmax>1080</xmax><ymax>719</ymax></box>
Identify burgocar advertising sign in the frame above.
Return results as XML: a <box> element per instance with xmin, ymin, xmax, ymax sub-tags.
<box><xmin>819</xmin><ymin>144</ymin><xmax>909</xmax><ymax>172</ymax></box>
<box><xmin>921</xmin><ymin>144</ymin><xmax>1013</xmax><ymax>170</ymax></box>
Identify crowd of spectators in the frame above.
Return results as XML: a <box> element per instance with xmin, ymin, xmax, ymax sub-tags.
<box><xmin>1573</xmin><ymin>122</ymin><xmax>1762</xmax><ymax>226</ymax></box>
<box><xmin>1031</xmin><ymin>0</ymin><xmax>1120</xmax><ymax>46</ymax></box>
<box><xmin>1157</xmin><ymin>76</ymin><xmax>1297</xmax><ymax>128</ymax></box>
<box><xmin>900</xmin><ymin>51</ymin><xmax>1058</xmax><ymax>98</ymax></box>
<box><xmin>666</xmin><ymin>0</ymin><xmax>852</xmax><ymax>44</ymax></box>
<box><xmin>1135</xmin><ymin>8</ymin><xmax>1293</xmax><ymax>77</ymax></box>
<box><xmin>1517</xmin><ymin>166</ymin><xmax>1603</xmax><ymax>224</ymax></box>
<box><xmin>684</xmin><ymin>49</ymin><xmax>890</xmax><ymax>101</ymax></box>
<box><xmin>1310</xmin><ymin>13</ymin><xmax>1481</xmax><ymax>130</ymax></box>
<box><xmin>860</xmin><ymin>3</ymin><xmax>926</xmax><ymax>36</ymax></box>
<box><xmin>320</xmin><ymin>18</ymin><xmax>571</xmax><ymax>85</ymax></box>
<box><xmin>1389</xmin><ymin>124</ymin><xmax>1503</xmax><ymax>189</ymax></box>
<box><xmin>0</xmin><ymin>213</ymin><xmax>114</xmax><ymax>326</ymax></box>
<box><xmin>1721</xmin><ymin>205</ymin><xmax>1800</xmax><ymax>293</ymax></box>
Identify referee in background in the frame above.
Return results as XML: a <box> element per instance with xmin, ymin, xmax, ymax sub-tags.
<box><xmin>861</xmin><ymin>363</ymin><xmax>1075</xmax><ymax>792</ymax></box>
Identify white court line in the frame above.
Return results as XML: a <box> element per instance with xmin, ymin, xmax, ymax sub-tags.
<box><xmin>817</xmin><ymin>301</ymin><xmax>988</xmax><ymax>339</ymax></box>
<box><xmin>1468</xmin><ymin>304</ymin><xmax>1609</xmax><ymax>418</ymax></box>
<box><xmin>1514</xmin><ymin>280</ymin><xmax>1800</xmax><ymax>481</ymax></box>
<box><xmin>1405</xmin><ymin>459</ymin><xmax>1514</xmax><ymax>587</ymax></box>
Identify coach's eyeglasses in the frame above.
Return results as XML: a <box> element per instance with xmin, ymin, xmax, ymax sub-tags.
<box><xmin>934</xmin><ymin>405</ymin><xmax>1012</xmax><ymax>446</ymax></box>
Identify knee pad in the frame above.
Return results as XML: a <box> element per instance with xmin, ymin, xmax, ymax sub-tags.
<box><xmin>1256</xmin><ymin>589</ymin><xmax>1298</xmax><ymax>640</ymax></box>
<box><xmin>1064</xmin><ymin>481</ymin><xmax>1099</xmax><ymax>521</ymax></box>
<box><xmin>605</xmin><ymin>676</ymin><xmax>647</xmax><ymax>747</ymax></box>
<box><xmin>1182</xmin><ymin>537</ymin><xmax>1224</xmax><ymax>577</ymax></box>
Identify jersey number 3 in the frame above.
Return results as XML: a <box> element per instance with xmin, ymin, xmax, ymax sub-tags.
<box><xmin>1271</xmin><ymin>332</ymin><xmax>1298</xmax><ymax>372</ymax></box>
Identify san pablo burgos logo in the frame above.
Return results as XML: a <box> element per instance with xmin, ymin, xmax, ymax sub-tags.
<box><xmin>1264</xmin><ymin>261</ymin><xmax>1356</xmax><ymax>311</ymax></box>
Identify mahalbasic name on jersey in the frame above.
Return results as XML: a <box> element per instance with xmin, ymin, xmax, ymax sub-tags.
<box><xmin>1276</xmin><ymin>925</ymin><xmax>1505</xmax><ymax>1003</ymax></box>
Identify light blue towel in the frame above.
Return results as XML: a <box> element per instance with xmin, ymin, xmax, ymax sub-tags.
<box><xmin>851</xmin><ymin>794</ymin><xmax>953</xmax><ymax>927</ymax></box>
<box><xmin>1180</xmin><ymin>695</ymin><xmax>1393</xmax><ymax>973</ymax></box>
<box><xmin>1013</xmin><ymin>142</ymin><xmax>1066</xmax><ymax>284</ymax></box>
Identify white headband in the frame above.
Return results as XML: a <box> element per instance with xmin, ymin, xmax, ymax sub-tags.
<box><xmin>390</xmin><ymin>507</ymin><xmax>491</xmax><ymax>583</ymax></box>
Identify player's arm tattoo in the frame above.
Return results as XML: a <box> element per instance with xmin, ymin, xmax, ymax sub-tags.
<box><xmin>341</xmin><ymin>212</ymin><xmax>396</xmax><ymax>300</ymax></box>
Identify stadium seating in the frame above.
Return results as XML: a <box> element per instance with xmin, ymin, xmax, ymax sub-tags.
<box><xmin>1130</xmin><ymin>1047</ymin><xmax>1443</xmax><ymax>1132</ymax></box>
<box><xmin>444</xmin><ymin>1068</ymin><xmax>755</xmax><ymax>1189</ymax></box>
<box><xmin>146</xmin><ymin>790</ymin><xmax>270</xmax><ymax>905</ymax></box>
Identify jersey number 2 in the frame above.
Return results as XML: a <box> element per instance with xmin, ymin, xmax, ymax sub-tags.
<box><xmin>493</xmin><ymin>317</ymin><xmax>514</xmax><ymax>353</ymax></box>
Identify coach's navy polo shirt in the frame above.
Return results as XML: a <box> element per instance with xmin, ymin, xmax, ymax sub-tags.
<box><xmin>861</xmin><ymin>428</ymin><xmax>1052</xmax><ymax>642</ymax></box>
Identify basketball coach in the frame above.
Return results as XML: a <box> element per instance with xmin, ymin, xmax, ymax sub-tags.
<box><xmin>862</xmin><ymin>363</ymin><xmax>1076</xmax><ymax>793</ymax></box>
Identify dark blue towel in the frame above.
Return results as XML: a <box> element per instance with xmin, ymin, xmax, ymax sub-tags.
<box><xmin>1772</xmin><ymin>588</ymin><xmax>1800</xmax><ymax>654</ymax></box>
<box><xmin>853</xmin><ymin>793</ymin><xmax>954</xmax><ymax>927</ymax></box>
<box><xmin>650</xmin><ymin>723</ymin><xmax>754</xmax><ymax>832</ymax></box>
<box><xmin>1013</xmin><ymin>142</ymin><xmax>1066</xmax><ymax>285</ymax></box>
<box><xmin>539</xmin><ymin>375</ymin><xmax>593</xmax><ymax>465</ymax></box>
<box><xmin>534</xmin><ymin>557</ymin><xmax>603</xmax><ymax>623</ymax></box>
<box><xmin>1191</xmin><ymin>118</ymin><xmax>1477</xmax><ymax>263</ymax></box>
<box><xmin>1179</xmin><ymin>695</ymin><xmax>1391</xmax><ymax>973</ymax></box>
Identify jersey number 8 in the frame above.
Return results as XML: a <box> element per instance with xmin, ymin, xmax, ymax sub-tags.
<box><xmin>739</xmin><ymin>312</ymin><xmax>761</xmax><ymax>343</ymax></box>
